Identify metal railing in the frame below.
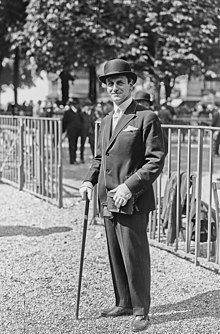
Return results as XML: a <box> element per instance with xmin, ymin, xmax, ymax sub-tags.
<box><xmin>0</xmin><ymin>116</ymin><xmax>63</xmax><ymax>207</ymax></box>
<box><xmin>149</xmin><ymin>124</ymin><xmax>220</xmax><ymax>272</ymax></box>
<box><xmin>93</xmin><ymin>121</ymin><xmax>220</xmax><ymax>272</ymax></box>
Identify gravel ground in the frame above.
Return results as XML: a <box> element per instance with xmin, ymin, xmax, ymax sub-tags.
<box><xmin>0</xmin><ymin>182</ymin><xmax>220</xmax><ymax>334</ymax></box>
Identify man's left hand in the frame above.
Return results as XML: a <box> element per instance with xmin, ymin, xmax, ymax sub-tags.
<box><xmin>109</xmin><ymin>183</ymin><xmax>132</xmax><ymax>208</ymax></box>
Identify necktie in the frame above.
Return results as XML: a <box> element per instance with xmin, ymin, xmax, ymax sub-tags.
<box><xmin>112</xmin><ymin>108</ymin><xmax>121</xmax><ymax>132</ymax></box>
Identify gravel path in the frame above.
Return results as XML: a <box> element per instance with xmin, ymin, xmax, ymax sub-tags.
<box><xmin>0</xmin><ymin>182</ymin><xmax>220</xmax><ymax>334</ymax></box>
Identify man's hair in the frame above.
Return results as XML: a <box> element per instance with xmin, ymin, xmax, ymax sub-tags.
<box><xmin>127</xmin><ymin>76</ymin><xmax>134</xmax><ymax>85</ymax></box>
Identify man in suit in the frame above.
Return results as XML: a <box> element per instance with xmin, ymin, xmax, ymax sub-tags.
<box><xmin>135</xmin><ymin>90</ymin><xmax>168</xmax><ymax>157</ymax></box>
<box><xmin>212</xmin><ymin>107</ymin><xmax>220</xmax><ymax>156</ymax></box>
<box><xmin>79</xmin><ymin>59</ymin><xmax>165</xmax><ymax>332</ymax></box>
<box><xmin>62</xmin><ymin>98</ymin><xmax>82</xmax><ymax>164</ymax></box>
<box><xmin>80</xmin><ymin>102</ymin><xmax>96</xmax><ymax>162</ymax></box>
<box><xmin>134</xmin><ymin>90</ymin><xmax>152</xmax><ymax>109</ymax></box>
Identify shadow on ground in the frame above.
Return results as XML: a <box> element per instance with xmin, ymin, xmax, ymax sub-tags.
<box><xmin>0</xmin><ymin>225</ymin><xmax>72</xmax><ymax>237</ymax></box>
<box><xmin>151</xmin><ymin>289</ymin><xmax>220</xmax><ymax>323</ymax></box>
<box><xmin>63</xmin><ymin>183</ymin><xmax>81</xmax><ymax>198</ymax></box>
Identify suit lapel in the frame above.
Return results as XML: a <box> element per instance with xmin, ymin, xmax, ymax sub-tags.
<box><xmin>103</xmin><ymin>112</ymin><xmax>113</xmax><ymax>144</ymax></box>
<box><xmin>106</xmin><ymin>100</ymin><xmax>137</xmax><ymax>151</ymax></box>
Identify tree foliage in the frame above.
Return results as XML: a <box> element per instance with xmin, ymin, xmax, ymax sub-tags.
<box><xmin>23</xmin><ymin>0</ymin><xmax>133</xmax><ymax>72</ymax></box>
<box><xmin>16</xmin><ymin>0</ymin><xmax>220</xmax><ymax>103</ymax></box>
<box><xmin>0</xmin><ymin>0</ymin><xmax>28</xmax><ymax>60</ymax></box>
<box><xmin>0</xmin><ymin>0</ymin><xmax>29</xmax><ymax>92</ymax></box>
<box><xmin>119</xmin><ymin>0</ymin><xmax>220</xmax><ymax>102</ymax></box>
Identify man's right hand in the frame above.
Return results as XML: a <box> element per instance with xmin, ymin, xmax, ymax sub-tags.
<box><xmin>79</xmin><ymin>181</ymin><xmax>93</xmax><ymax>201</ymax></box>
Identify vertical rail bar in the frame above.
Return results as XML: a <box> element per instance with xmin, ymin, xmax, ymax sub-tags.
<box><xmin>33</xmin><ymin>119</ymin><xmax>37</xmax><ymax>193</ymax></box>
<box><xmin>58</xmin><ymin>119</ymin><xmax>63</xmax><ymax>208</ymax></box>
<box><xmin>27</xmin><ymin>118</ymin><xmax>31</xmax><ymax>190</ymax></box>
<box><xmin>92</xmin><ymin>121</ymin><xmax>99</xmax><ymax>223</ymax></box>
<box><xmin>152</xmin><ymin>182</ymin><xmax>157</xmax><ymax>239</ymax></box>
<box><xmin>31</xmin><ymin>119</ymin><xmax>34</xmax><ymax>192</ymax></box>
<box><xmin>186</xmin><ymin>128</ymin><xmax>192</xmax><ymax>252</ymax></box>
<box><xmin>37</xmin><ymin>119</ymin><xmax>42</xmax><ymax>194</ymax></box>
<box><xmin>9</xmin><ymin>117</ymin><xmax>12</xmax><ymax>182</ymax></box>
<box><xmin>207</xmin><ymin>130</ymin><xmax>213</xmax><ymax>260</ymax></box>
<box><xmin>45</xmin><ymin>120</ymin><xmax>49</xmax><ymax>199</ymax></box>
<box><xmin>195</xmin><ymin>129</ymin><xmax>203</xmax><ymax>265</ymax></box>
<box><xmin>212</xmin><ymin>182</ymin><xmax>220</xmax><ymax>264</ymax></box>
<box><xmin>41</xmin><ymin>119</ymin><xmax>45</xmax><ymax>196</ymax></box>
<box><xmin>167</xmin><ymin>127</ymin><xmax>172</xmax><ymax>178</ymax></box>
<box><xmin>54</xmin><ymin>120</ymin><xmax>58</xmax><ymax>201</ymax></box>
<box><xmin>18</xmin><ymin>119</ymin><xmax>24</xmax><ymax>190</ymax></box>
<box><xmin>175</xmin><ymin>128</ymin><xmax>181</xmax><ymax>251</ymax></box>
<box><xmin>157</xmin><ymin>173</ymin><xmax>162</xmax><ymax>242</ymax></box>
<box><xmin>50</xmin><ymin>119</ymin><xmax>53</xmax><ymax>199</ymax></box>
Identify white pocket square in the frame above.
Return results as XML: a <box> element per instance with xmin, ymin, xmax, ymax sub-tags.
<box><xmin>123</xmin><ymin>125</ymin><xmax>138</xmax><ymax>132</ymax></box>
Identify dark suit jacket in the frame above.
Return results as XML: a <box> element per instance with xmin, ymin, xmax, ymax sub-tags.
<box><xmin>84</xmin><ymin>100</ymin><xmax>165</xmax><ymax>215</ymax></box>
<box><xmin>62</xmin><ymin>107</ymin><xmax>82</xmax><ymax>136</ymax></box>
<box><xmin>212</xmin><ymin>111</ymin><xmax>220</xmax><ymax>128</ymax></box>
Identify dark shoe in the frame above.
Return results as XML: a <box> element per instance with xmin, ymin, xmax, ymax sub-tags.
<box><xmin>131</xmin><ymin>315</ymin><xmax>150</xmax><ymax>332</ymax></box>
<box><xmin>101</xmin><ymin>306</ymin><xmax>133</xmax><ymax>317</ymax></box>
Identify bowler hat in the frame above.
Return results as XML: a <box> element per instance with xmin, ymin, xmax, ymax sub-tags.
<box><xmin>135</xmin><ymin>91</ymin><xmax>151</xmax><ymax>102</ymax></box>
<box><xmin>99</xmin><ymin>59</ymin><xmax>137</xmax><ymax>84</ymax></box>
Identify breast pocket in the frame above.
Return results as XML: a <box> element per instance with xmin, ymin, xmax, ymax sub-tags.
<box><xmin>118</xmin><ymin>129</ymin><xmax>140</xmax><ymax>153</ymax></box>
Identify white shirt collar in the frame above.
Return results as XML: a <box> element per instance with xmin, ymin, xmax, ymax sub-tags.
<box><xmin>113</xmin><ymin>96</ymin><xmax>133</xmax><ymax>114</ymax></box>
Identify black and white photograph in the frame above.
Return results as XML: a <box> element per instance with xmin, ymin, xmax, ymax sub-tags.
<box><xmin>0</xmin><ymin>0</ymin><xmax>220</xmax><ymax>333</ymax></box>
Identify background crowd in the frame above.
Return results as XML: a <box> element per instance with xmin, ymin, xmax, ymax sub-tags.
<box><xmin>2</xmin><ymin>92</ymin><xmax>220</xmax><ymax>164</ymax></box>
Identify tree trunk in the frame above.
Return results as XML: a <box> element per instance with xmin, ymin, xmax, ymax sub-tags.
<box><xmin>0</xmin><ymin>61</ymin><xmax>3</xmax><ymax>109</ymax></box>
<box><xmin>164</xmin><ymin>74</ymin><xmax>175</xmax><ymax>101</ymax></box>
<box><xmin>13</xmin><ymin>46</ymin><xmax>19</xmax><ymax>113</ymax></box>
<box><xmin>60</xmin><ymin>70</ymin><xmax>73</xmax><ymax>106</ymax></box>
<box><xmin>154</xmin><ymin>76</ymin><xmax>161</xmax><ymax>110</ymax></box>
<box><xmin>89</xmin><ymin>65</ymin><xmax>97</xmax><ymax>104</ymax></box>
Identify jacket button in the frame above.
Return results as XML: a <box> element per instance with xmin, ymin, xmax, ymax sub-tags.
<box><xmin>106</xmin><ymin>169</ymin><xmax>110</xmax><ymax>173</ymax></box>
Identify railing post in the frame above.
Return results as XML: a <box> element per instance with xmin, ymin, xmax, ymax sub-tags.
<box><xmin>18</xmin><ymin>118</ymin><xmax>24</xmax><ymax>190</ymax></box>
<box><xmin>175</xmin><ymin>128</ymin><xmax>181</xmax><ymax>251</ymax></box>
<box><xmin>207</xmin><ymin>130</ymin><xmax>214</xmax><ymax>260</ymax></box>
<box><xmin>92</xmin><ymin>120</ymin><xmax>100</xmax><ymax>224</ymax></box>
<box><xmin>157</xmin><ymin>174</ymin><xmax>162</xmax><ymax>242</ymax></box>
<box><xmin>58</xmin><ymin>119</ymin><xmax>63</xmax><ymax>208</ymax></box>
<box><xmin>195</xmin><ymin>129</ymin><xmax>204</xmax><ymax>265</ymax></box>
<box><xmin>185</xmin><ymin>128</ymin><xmax>192</xmax><ymax>253</ymax></box>
<box><xmin>35</xmin><ymin>119</ymin><xmax>40</xmax><ymax>193</ymax></box>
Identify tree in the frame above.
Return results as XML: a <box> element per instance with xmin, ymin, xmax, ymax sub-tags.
<box><xmin>59</xmin><ymin>69</ymin><xmax>75</xmax><ymax>105</ymax></box>
<box><xmin>22</xmin><ymin>0</ymin><xmax>220</xmax><ymax>106</ymax></box>
<box><xmin>120</xmin><ymin>0</ymin><xmax>220</xmax><ymax>105</ymax></box>
<box><xmin>22</xmin><ymin>0</ymin><xmax>134</xmax><ymax>103</ymax></box>
<box><xmin>0</xmin><ymin>0</ymin><xmax>29</xmax><ymax>106</ymax></box>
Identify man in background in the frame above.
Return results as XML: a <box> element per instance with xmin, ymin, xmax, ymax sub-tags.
<box><xmin>62</xmin><ymin>98</ymin><xmax>82</xmax><ymax>164</ymax></box>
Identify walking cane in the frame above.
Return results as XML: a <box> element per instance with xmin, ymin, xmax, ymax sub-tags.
<box><xmin>75</xmin><ymin>195</ymin><xmax>90</xmax><ymax>320</ymax></box>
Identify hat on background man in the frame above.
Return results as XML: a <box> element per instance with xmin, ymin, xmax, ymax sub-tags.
<box><xmin>135</xmin><ymin>90</ymin><xmax>151</xmax><ymax>104</ymax></box>
<box><xmin>99</xmin><ymin>59</ymin><xmax>137</xmax><ymax>84</ymax></box>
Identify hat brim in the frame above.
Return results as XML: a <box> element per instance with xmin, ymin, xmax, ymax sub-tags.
<box><xmin>136</xmin><ymin>98</ymin><xmax>151</xmax><ymax>102</ymax></box>
<box><xmin>136</xmin><ymin>99</ymin><xmax>152</xmax><ymax>105</ymax></box>
<box><xmin>99</xmin><ymin>71</ymin><xmax>137</xmax><ymax>84</ymax></box>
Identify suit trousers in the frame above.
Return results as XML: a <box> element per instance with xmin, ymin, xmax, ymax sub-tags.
<box><xmin>214</xmin><ymin>131</ymin><xmax>220</xmax><ymax>155</ymax></box>
<box><xmin>104</xmin><ymin>211</ymin><xmax>151</xmax><ymax>316</ymax></box>
<box><xmin>67</xmin><ymin>130</ymin><xmax>81</xmax><ymax>164</ymax></box>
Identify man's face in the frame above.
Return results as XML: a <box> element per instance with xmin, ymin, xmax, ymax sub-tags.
<box><xmin>106</xmin><ymin>75</ymin><xmax>132</xmax><ymax>105</ymax></box>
